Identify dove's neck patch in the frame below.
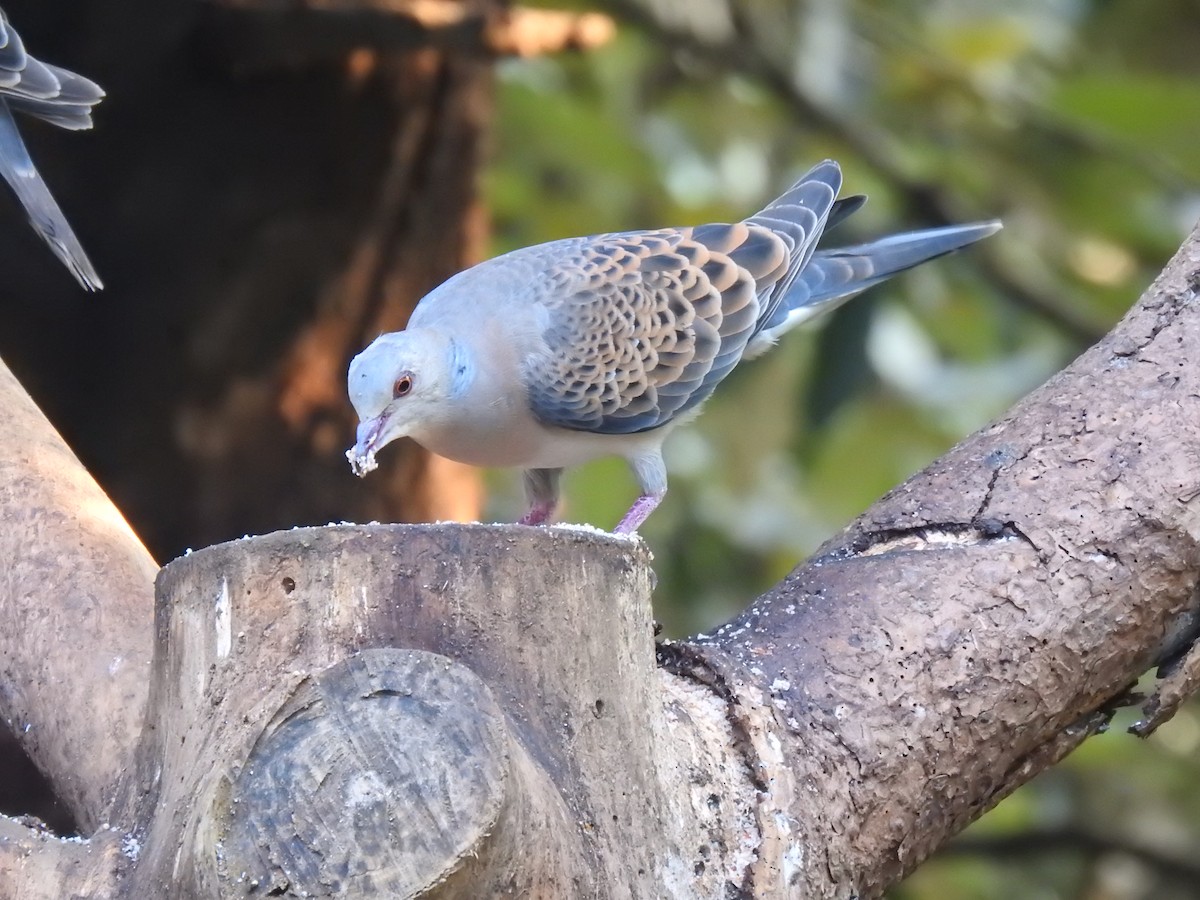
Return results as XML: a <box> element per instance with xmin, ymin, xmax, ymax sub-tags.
<box><xmin>448</xmin><ymin>338</ymin><xmax>475</xmax><ymax>399</ymax></box>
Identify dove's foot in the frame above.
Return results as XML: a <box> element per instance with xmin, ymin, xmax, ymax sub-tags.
<box><xmin>519</xmin><ymin>501</ymin><xmax>556</xmax><ymax>526</ymax></box>
<box><xmin>614</xmin><ymin>491</ymin><xmax>665</xmax><ymax>534</ymax></box>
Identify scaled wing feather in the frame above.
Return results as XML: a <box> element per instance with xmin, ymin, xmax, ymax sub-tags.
<box><xmin>523</xmin><ymin>162</ymin><xmax>845</xmax><ymax>435</ymax></box>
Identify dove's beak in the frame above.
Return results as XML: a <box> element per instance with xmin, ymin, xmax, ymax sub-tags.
<box><xmin>346</xmin><ymin>416</ymin><xmax>385</xmax><ymax>477</ymax></box>
<box><xmin>355</xmin><ymin>417</ymin><xmax>384</xmax><ymax>451</ymax></box>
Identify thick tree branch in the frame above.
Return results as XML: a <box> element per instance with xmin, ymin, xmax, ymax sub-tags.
<box><xmin>0</xmin><ymin>359</ymin><xmax>156</xmax><ymax>833</ymax></box>
<box><xmin>660</xmin><ymin>222</ymin><xmax>1200</xmax><ymax>896</ymax></box>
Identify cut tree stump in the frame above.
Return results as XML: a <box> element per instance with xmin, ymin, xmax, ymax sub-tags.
<box><xmin>123</xmin><ymin>524</ymin><xmax>746</xmax><ymax>897</ymax></box>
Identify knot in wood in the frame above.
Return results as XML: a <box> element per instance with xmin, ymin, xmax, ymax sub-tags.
<box><xmin>216</xmin><ymin>648</ymin><xmax>509</xmax><ymax>897</ymax></box>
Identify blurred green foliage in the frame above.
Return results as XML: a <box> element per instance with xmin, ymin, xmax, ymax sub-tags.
<box><xmin>484</xmin><ymin>1</ymin><xmax>1199</xmax><ymax>896</ymax></box>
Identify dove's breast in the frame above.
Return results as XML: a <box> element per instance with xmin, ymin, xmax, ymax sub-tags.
<box><xmin>421</xmin><ymin>412</ymin><xmax>670</xmax><ymax>470</ymax></box>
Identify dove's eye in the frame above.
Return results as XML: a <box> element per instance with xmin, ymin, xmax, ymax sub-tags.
<box><xmin>393</xmin><ymin>374</ymin><xmax>414</xmax><ymax>398</ymax></box>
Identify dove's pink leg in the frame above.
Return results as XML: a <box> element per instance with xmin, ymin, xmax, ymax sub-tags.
<box><xmin>614</xmin><ymin>491</ymin><xmax>665</xmax><ymax>534</ymax></box>
<box><xmin>519</xmin><ymin>468</ymin><xmax>562</xmax><ymax>526</ymax></box>
<box><xmin>519</xmin><ymin>501</ymin><xmax>556</xmax><ymax>526</ymax></box>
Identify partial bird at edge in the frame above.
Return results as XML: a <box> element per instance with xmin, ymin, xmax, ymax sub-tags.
<box><xmin>0</xmin><ymin>7</ymin><xmax>104</xmax><ymax>291</ymax></box>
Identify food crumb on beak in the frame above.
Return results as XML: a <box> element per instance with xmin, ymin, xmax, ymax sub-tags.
<box><xmin>347</xmin><ymin>417</ymin><xmax>384</xmax><ymax>477</ymax></box>
<box><xmin>346</xmin><ymin>445</ymin><xmax>379</xmax><ymax>477</ymax></box>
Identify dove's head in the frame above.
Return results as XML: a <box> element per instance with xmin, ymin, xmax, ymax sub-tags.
<box><xmin>345</xmin><ymin>329</ymin><xmax>459</xmax><ymax>477</ymax></box>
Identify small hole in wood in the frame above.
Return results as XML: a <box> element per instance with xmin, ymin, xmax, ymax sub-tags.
<box><xmin>281</xmin><ymin>576</ymin><xmax>296</xmax><ymax>594</ymax></box>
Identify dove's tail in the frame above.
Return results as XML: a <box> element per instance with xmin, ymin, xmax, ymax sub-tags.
<box><xmin>750</xmin><ymin>218</ymin><xmax>1001</xmax><ymax>352</ymax></box>
<box><xmin>0</xmin><ymin>99</ymin><xmax>103</xmax><ymax>290</ymax></box>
